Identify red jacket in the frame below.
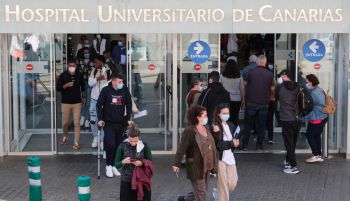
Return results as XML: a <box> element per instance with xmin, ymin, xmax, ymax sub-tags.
<box><xmin>131</xmin><ymin>159</ymin><xmax>154</xmax><ymax>201</ymax></box>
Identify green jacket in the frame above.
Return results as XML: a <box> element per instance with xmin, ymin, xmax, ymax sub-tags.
<box><xmin>173</xmin><ymin>125</ymin><xmax>217</xmax><ymax>182</ymax></box>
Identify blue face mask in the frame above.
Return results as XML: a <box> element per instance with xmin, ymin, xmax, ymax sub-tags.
<box><xmin>84</xmin><ymin>53</ymin><xmax>90</xmax><ymax>59</ymax></box>
<box><xmin>201</xmin><ymin>117</ymin><xmax>208</xmax><ymax>126</ymax></box>
<box><xmin>220</xmin><ymin>114</ymin><xmax>230</xmax><ymax>122</ymax></box>
<box><xmin>305</xmin><ymin>84</ymin><xmax>311</xmax><ymax>89</ymax></box>
<box><xmin>116</xmin><ymin>83</ymin><xmax>124</xmax><ymax>89</ymax></box>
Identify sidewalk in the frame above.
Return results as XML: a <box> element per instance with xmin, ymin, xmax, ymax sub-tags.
<box><xmin>0</xmin><ymin>153</ymin><xmax>349</xmax><ymax>201</ymax></box>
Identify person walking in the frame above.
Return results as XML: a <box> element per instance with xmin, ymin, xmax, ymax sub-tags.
<box><xmin>241</xmin><ymin>55</ymin><xmax>274</xmax><ymax>151</ymax></box>
<box><xmin>173</xmin><ymin>105</ymin><xmax>217</xmax><ymax>201</ymax></box>
<box><xmin>96</xmin><ymin>73</ymin><xmax>133</xmax><ymax>178</ymax></box>
<box><xmin>303</xmin><ymin>74</ymin><xmax>328</xmax><ymax>163</ymax></box>
<box><xmin>220</xmin><ymin>59</ymin><xmax>245</xmax><ymax>125</ymax></box>
<box><xmin>89</xmin><ymin>55</ymin><xmax>112</xmax><ymax>149</ymax></box>
<box><xmin>56</xmin><ymin>59</ymin><xmax>85</xmax><ymax>150</ymax></box>
<box><xmin>276</xmin><ymin>70</ymin><xmax>300</xmax><ymax>174</ymax></box>
<box><xmin>115</xmin><ymin>123</ymin><xmax>153</xmax><ymax>201</ymax></box>
<box><xmin>198</xmin><ymin>71</ymin><xmax>230</xmax><ymax>125</ymax></box>
<box><xmin>211</xmin><ymin>104</ymin><xmax>240</xmax><ymax>201</ymax></box>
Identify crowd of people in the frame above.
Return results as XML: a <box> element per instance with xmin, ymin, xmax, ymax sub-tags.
<box><xmin>56</xmin><ymin>35</ymin><xmax>331</xmax><ymax>200</ymax></box>
<box><xmin>173</xmin><ymin>54</ymin><xmax>330</xmax><ymax>200</ymax></box>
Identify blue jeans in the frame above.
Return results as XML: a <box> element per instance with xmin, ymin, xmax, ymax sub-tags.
<box><xmin>243</xmin><ymin>104</ymin><xmax>268</xmax><ymax>147</ymax></box>
<box><xmin>90</xmin><ymin>99</ymin><xmax>104</xmax><ymax>140</ymax></box>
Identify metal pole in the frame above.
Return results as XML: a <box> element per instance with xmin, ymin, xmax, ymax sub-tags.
<box><xmin>323</xmin><ymin>123</ymin><xmax>329</xmax><ymax>158</ymax></box>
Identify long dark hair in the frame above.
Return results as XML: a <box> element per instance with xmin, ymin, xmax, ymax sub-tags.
<box><xmin>212</xmin><ymin>103</ymin><xmax>230</xmax><ymax>125</ymax></box>
<box><xmin>222</xmin><ymin>59</ymin><xmax>240</xmax><ymax>79</ymax></box>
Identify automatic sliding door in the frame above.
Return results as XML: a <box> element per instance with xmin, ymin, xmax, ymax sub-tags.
<box><xmin>7</xmin><ymin>33</ymin><xmax>55</xmax><ymax>153</ymax></box>
<box><xmin>129</xmin><ymin>34</ymin><xmax>173</xmax><ymax>151</ymax></box>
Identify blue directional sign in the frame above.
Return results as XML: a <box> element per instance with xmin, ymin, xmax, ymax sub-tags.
<box><xmin>188</xmin><ymin>40</ymin><xmax>211</xmax><ymax>64</ymax></box>
<box><xmin>302</xmin><ymin>39</ymin><xmax>326</xmax><ymax>62</ymax></box>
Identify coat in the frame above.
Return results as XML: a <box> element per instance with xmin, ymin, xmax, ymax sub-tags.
<box><xmin>173</xmin><ymin>125</ymin><xmax>217</xmax><ymax>182</ymax></box>
<box><xmin>131</xmin><ymin>159</ymin><xmax>154</xmax><ymax>201</ymax></box>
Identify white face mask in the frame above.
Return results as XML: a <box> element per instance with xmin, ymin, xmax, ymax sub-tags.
<box><xmin>96</xmin><ymin>34</ymin><xmax>101</xmax><ymax>39</ymax></box>
<box><xmin>68</xmin><ymin>67</ymin><xmax>76</xmax><ymax>73</ymax></box>
<box><xmin>277</xmin><ymin>77</ymin><xmax>283</xmax><ymax>84</ymax></box>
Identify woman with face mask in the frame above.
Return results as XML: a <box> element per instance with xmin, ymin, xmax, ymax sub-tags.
<box><xmin>211</xmin><ymin>103</ymin><xmax>240</xmax><ymax>201</ymax></box>
<box><xmin>303</xmin><ymin>74</ymin><xmax>328</xmax><ymax>163</ymax></box>
<box><xmin>173</xmin><ymin>105</ymin><xmax>217</xmax><ymax>201</ymax></box>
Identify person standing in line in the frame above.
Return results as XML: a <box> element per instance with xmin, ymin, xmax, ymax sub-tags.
<box><xmin>173</xmin><ymin>105</ymin><xmax>217</xmax><ymax>201</ymax></box>
<box><xmin>241</xmin><ymin>55</ymin><xmax>274</xmax><ymax>151</ymax></box>
<box><xmin>97</xmin><ymin>73</ymin><xmax>133</xmax><ymax>178</ymax></box>
<box><xmin>241</xmin><ymin>54</ymin><xmax>258</xmax><ymax>81</ymax></box>
<box><xmin>115</xmin><ymin>123</ymin><xmax>153</xmax><ymax>201</ymax></box>
<box><xmin>56</xmin><ymin>59</ymin><xmax>85</xmax><ymax>150</ymax></box>
<box><xmin>276</xmin><ymin>70</ymin><xmax>300</xmax><ymax>174</ymax></box>
<box><xmin>303</xmin><ymin>74</ymin><xmax>328</xmax><ymax>163</ymax></box>
<box><xmin>211</xmin><ymin>104</ymin><xmax>240</xmax><ymax>201</ymax></box>
<box><xmin>198</xmin><ymin>71</ymin><xmax>230</xmax><ymax>126</ymax></box>
<box><xmin>89</xmin><ymin>55</ymin><xmax>112</xmax><ymax>149</ymax></box>
<box><xmin>220</xmin><ymin>59</ymin><xmax>245</xmax><ymax>126</ymax></box>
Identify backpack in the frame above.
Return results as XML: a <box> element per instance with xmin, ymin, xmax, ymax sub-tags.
<box><xmin>322</xmin><ymin>90</ymin><xmax>336</xmax><ymax>115</ymax></box>
<box><xmin>297</xmin><ymin>85</ymin><xmax>314</xmax><ymax>117</ymax></box>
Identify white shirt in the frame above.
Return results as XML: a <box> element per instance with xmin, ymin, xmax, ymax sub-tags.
<box><xmin>222</xmin><ymin>124</ymin><xmax>236</xmax><ymax>165</ymax></box>
<box><xmin>88</xmin><ymin>67</ymin><xmax>110</xmax><ymax>100</ymax></box>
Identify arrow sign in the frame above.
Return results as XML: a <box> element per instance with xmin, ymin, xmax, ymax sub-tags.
<box><xmin>194</xmin><ymin>42</ymin><xmax>204</xmax><ymax>54</ymax></box>
<box><xmin>309</xmin><ymin>41</ymin><xmax>319</xmax><ymax>53</ymax></box>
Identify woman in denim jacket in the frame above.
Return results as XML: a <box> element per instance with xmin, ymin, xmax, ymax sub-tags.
<box><xmin>303</xmin><ymin>74</ymin><xmax>328</xmax><ymax>163</ymax></box>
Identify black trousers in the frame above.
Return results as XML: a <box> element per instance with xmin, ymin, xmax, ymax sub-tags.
<box><xmin>103</xmin><ymin>122</ymin><xmax>126</xmax><ymax>166</ymax></box>
<box><xmin>120</xmin><ymin>181</ymin><xmax>151</xmax><ymax>201</ymax></box>
<box><xmin>281</xmin><ymin>121</ymin><xmax>300</xmax><ymax>167</ymax></box>
<box><xmin>229</xmin><ymin>101</ymin><xmax>241</xmax><ymax>126</ymax></box>
<box><xmin>305</xmin><ymin>118</ymin><xmax>328</xmax><ymax>156</ymax></box>
<box><xmin>266</xmin><ymin>101</ymin><xmax>276</xmax><ymax>141</ymax></box>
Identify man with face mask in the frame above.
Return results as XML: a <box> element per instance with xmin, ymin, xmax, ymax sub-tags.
<box><xmin>276</xmin><ymin>69</ymin><xmax>300</xmax><ymax>174</ymax></box>
<box><xmin>96</xmin><ymin>73</ymin><xmax>133</xmax><ymax>178</ymax></box>
<box><xmin>197</xmin><ymin>71</ymin><xmax>230</xmax><ymax>125</ymax></box>
<box><xmin>56</xmin><ymin>60</ymin><xmax>85</xmax><ymax>150</ymax></box>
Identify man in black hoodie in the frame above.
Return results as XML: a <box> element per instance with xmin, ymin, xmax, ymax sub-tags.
<box><xmin>276</xmin><ymin>69</ymin><xmax>300</xmax><ymax>174</ymax></box>
<box><xmin>198</xmin><ymin>71</ymin><xmax>230</xmax><ymax>125</ymax></box>
<box><xmin>97</xmin><ymin>73</ymin><xmax>132</xmax><ymax>178</ymax></box>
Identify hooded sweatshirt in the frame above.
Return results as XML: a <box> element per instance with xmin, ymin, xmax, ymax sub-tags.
<box><xmin>197</xmin><ymin>82</ymin><xmax>231</xmax><ymax>124</ymax></box>
<box><xmin>96</xmin><ymin>82</ymin><xmax>132</xmax><ymax>124</ymax></box>
<box><xmin>276</xmin><ymin>80</ymin><xmax>299</xmax><ymax>121</ymax></box>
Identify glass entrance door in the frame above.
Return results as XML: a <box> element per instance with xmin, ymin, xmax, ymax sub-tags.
<box><xmin>7</xmin><ymin>33</ymin><xmax>56</xmax><ymax>153</ymax></box>
<box><xmin>128</xmin><ymin>34</ymin><xmax>173</xmax><ymax>151</ymax></box>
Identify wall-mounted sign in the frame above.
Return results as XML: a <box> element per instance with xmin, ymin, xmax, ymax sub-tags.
<box><xmin>314</xmin><ymin>63</ymin><xmax>321</xmax><ymax>70</ymax></box>
<box><xmin>148</xmin><ymin>64</ymin><xmax>155</xmax><ymax>71</ymax></box>
<box><xmin>303</xmin><ymin>39</ymin><xmax>326</xmax><ymax>62</ymax></box>
<box><xmin>188</xmin><ymin>41</ymin><xmax>211</xmax><ymax>64</ymax></box>
<box><xmin>194</xmin><ymin>64</ymin><xmax>201</xmax><ymax>71</ymax></box>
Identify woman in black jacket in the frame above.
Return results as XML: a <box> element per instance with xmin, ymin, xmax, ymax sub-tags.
<box><xmin>211</xmin><ymin>103</ymin><xmax>240</xmax><ymax>201</ymax></box>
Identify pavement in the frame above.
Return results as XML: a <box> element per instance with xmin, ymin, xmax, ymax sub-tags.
<box><xmin>0</xmin><ymin>153</ymin><xmax>349</xmax><ymax>201</ymax></box>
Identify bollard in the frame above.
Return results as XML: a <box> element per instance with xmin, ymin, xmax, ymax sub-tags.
<box><xmin>77</xmin><ymin>176</ymin><xmax>91</xmax><ymax>201</ymax></box>
<box><xmin>27</xmin><ymin>157</ymin><xmax>42</xmax><ymax>201</ymax></box>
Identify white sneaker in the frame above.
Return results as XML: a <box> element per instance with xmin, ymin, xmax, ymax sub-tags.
<box><xmin>112</xmin><ymin>167</ymin><xmax>121</xmax><ymax>176</ymax></box>
<box><xmin>306</xmin><ymin>155</ymin><xmax>324</xmax><ymax>163</ymax></box>
<box><xmin>103</xmin><ymin>151</ymin><xmax>106</xmax><ymax>160</ymax></box>
<box><xmin>84</xmin><ymin>120</ymin><xmax>90</xmax><ymax>128</ymax></box>
<box><xmin>283</xmin><ymin>160</ymin><xmax>291</xmax><ymax>169</ymax></box>
<box><xmin>80</xmin><ymin>116</ymin><xmax>85</xmax><ymax>126</ymax></box>
<box><xmin>91</xmin><ymin>137</ymin><xmax>98</xmax><ymax>148</ymax></box>
<box><xmin>283</xmin><ymin>167</ymin><xmax>300</xmax><ymax>174</ymax></box>
<box><xmin>106</xmin><ymin>165</ymin><xmax>114</xmax><ymax>178</ymax></box>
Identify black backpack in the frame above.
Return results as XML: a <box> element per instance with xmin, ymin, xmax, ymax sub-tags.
<box><xmin>297</xmin><ymin>85</ymin><xmax>314</xmax><ymax>117</ymax></box>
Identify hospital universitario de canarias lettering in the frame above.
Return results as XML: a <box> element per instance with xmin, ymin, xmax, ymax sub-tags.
<box><xmin>4</xmin><ymin>5</ymin><xmax>344</xmax><ymax>23</ymax></box>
